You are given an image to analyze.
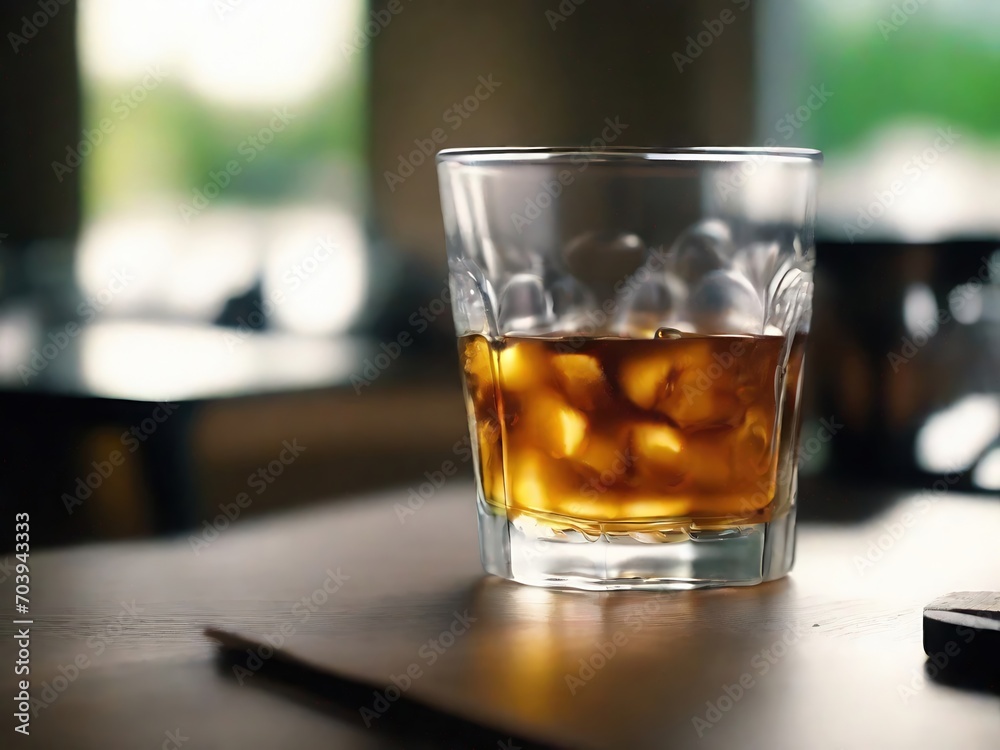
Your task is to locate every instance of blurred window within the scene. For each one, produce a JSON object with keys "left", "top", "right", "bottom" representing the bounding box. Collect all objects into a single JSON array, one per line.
[
  {"left": 76, "top": 0, "right": 368, "bottom": 334},
  {"left": 757, "top": 0, "right": 1000, "bottom": 240}
]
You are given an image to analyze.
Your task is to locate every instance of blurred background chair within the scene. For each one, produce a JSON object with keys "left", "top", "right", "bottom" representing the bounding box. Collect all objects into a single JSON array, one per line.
[{"left": 1, "top": 0, "right": 998, "bottom": 546}]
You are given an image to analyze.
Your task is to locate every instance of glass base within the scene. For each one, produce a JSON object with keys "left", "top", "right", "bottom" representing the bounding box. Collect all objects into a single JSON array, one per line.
[{"left": 477, "top": 499, "right": 796, "bottom": 590}]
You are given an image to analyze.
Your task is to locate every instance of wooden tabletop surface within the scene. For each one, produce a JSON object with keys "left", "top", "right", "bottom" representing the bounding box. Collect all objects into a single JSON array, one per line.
[{"left": 2, "top": 483, "right": 998, "bottom": 749}]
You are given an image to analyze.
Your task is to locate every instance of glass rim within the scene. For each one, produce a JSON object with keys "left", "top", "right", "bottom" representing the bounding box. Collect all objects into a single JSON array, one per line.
[{"left": 437, "top": 146, "right": 823, "bottom": 166}]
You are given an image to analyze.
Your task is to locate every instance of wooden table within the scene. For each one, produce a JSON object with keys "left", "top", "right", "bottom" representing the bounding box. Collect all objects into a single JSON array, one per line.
[{"left": 2, "top": 483, "right": 998, "bottom": 748}]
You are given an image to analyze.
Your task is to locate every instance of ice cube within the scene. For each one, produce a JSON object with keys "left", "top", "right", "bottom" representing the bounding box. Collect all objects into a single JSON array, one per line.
[
  {"left": 657, "top": 368, "right": 744, "bottom": 431},
  {"left": 498, "top": 273, "right": 553, "bottom": 334},
  {"left": 669, "top": 219, "right": 731, "bottom": 284},
  {"left": 555, "top": 408, "right": 588, "bottom": 457},
  {"left": 551, "top": 352, "right": 606, "bottom": 410},
  {"left": 631, "top": 424, "right": 688, "bottom": 487},
  {"left": 618, "top": 352, "right": 671, "bottom": 410},
  {"left": 689, "top": 270, "right": 764, "bottom": 334},
  {"left": 497, "top": 340, "right": 545, "bottom": 391},
  {"left": 633, "top": 423, "right": 683, "bottom": 460},
  {"left": 507, "top": 444, "right": 579, "bottom": 512},
  {"left": 508, "top": 448, "right": 548, "bottom": 508},
  {"left": 521, "top": 389, "right": 588, "bottom": 458},
  {"left": 551, "top": 352, "right": 603, "bottom": 386},
  {"left": 615, "top": 272, "right": 687, "bottom": 337},
  {"left": 572, "top": 432, "right": 631, "bottom": 478}
]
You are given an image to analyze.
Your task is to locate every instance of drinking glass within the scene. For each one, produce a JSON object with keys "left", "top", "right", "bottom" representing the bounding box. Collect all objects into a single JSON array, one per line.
[{"left": 437, "top": 147, "right": 822, "bottom": 589}]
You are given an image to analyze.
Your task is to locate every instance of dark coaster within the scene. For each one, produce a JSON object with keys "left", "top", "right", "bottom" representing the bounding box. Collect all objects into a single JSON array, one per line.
[{"left": 923, "top": 592, "right": 1000, "bottom": 680}]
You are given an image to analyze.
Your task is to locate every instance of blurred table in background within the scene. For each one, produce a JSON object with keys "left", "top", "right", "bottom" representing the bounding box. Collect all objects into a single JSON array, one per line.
[
  {"left": 0, "top": 319, "right": 465, "bottom": 545},
  {"left": 1, "top": 481, "right": 997, "bottom": 749}
]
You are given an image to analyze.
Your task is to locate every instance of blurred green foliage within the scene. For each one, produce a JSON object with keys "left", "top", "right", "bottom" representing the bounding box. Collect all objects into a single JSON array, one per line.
[
  {"left": 800, "top": 10, "right": 1000, "bottom": 153},
  {"left": 82, "top": 75, "right": 365, "bottom": 216}
]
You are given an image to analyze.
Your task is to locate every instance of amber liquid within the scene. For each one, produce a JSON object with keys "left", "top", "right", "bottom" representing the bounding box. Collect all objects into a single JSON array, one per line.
[{"left": 460, "top": 332, "right": 805, "bottom": 533}]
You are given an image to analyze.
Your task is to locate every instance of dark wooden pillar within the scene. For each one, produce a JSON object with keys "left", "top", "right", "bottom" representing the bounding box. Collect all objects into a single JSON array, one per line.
[{"left": 0, "top": 0, "right": 81, "bottom": 295}]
